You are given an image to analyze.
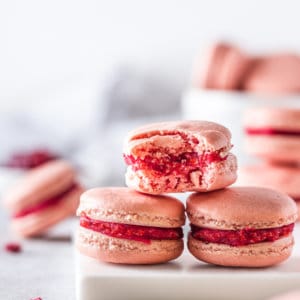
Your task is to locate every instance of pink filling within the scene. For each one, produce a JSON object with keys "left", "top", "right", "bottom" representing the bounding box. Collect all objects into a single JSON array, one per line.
[
  {"left": 124, "top": 151, "right": 225, "bottom": 176},
  {"left": 13, "top": 183, "right": 78, "bottom": 218},
  {"left": 80, "top": 214, "right": 183, "bottom": 244},
  {"left": 246, "top": 128, "right": 300, "bottom": 136},
  {"left": 191, "top": 223, "right": 294, "bottom": 246}
]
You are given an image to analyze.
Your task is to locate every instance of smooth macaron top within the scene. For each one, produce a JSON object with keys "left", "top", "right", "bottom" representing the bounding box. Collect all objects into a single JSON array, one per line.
[
  {"left": 77, "top": 187, "right": 185, "bottom": 228},
  {"left": 244, "top": 107, "right": 300, "bottom": 131},
  {"left": 187, "top": 187, "right": 297, "bottom": 230},
  {"left": 124, "top": 120, "right": 232, "bottom": 155},
  {"left": 3, "top": 160, "right": 76, "bottom": 214}
]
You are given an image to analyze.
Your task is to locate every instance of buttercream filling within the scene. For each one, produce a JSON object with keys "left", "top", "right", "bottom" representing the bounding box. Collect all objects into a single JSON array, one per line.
[
  {"left": 191, "top": 223, "right": 294, "bottom": 246},
  {"left": 124, "top": 151, "right": 226, "bottom": 176},
  {"left": 80, "top": 214, "right": 183, "bottom": 244},
  {"left": 246, "top": 128, "right": 300, "bottom": 136},
  {"left": 13, "top": 183, "right": 78, "bottom": 218}
]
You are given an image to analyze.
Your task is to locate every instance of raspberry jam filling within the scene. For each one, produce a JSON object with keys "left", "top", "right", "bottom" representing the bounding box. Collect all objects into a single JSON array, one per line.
[
  {"left": 4, "top": 149, "right": 58, "bottom": 169},
  {"left": 13, "top": 183, "right": 78, "bottom": 218},
  {"left": 191, "top": 223, "right": 294, "bottom": 247},
  {"left": 124, "top": 151, "right": 225, "bottom": 175},
  {"left": 246, "top": 128, "right": 300, "bottom": 136},
  {"left": 80, "top": 214, "right": 183, "bottom": 244}
]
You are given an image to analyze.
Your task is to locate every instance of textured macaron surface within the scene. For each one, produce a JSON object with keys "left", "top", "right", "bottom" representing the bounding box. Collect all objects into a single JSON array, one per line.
[
  {"left": 77, "top": 187, "right": 185, "bottom": 228},
  {"left": 187, "top": 187, "right": 297, "bottom": 230},
  {"left": 123, "top": 121, "right": 237, "bottom": 193}
]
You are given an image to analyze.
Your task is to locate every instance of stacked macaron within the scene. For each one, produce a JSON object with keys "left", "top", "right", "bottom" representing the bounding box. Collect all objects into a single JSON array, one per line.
[
  {"left": 3, "top": 160, "right": 84, "bottom": 237},
  {"left": 76, "top": 120, "right": 238, "bottom": 264},
  {"left": 194, "top": 42, "right": 300, "bottom": 95},
  {"left": 238, "top": 107, "right": 300, "bottom": 218},
  {"left": 76, "top": 120, "right": 297, "bottom": 267}
]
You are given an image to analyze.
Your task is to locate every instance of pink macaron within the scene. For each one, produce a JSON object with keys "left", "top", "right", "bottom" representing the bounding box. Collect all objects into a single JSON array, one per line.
[
  {"left": 194, "top": 42, "right": 250, "bottom": 90},
  {"left": 3, "top": 160, "right": 84, "bottom": 237},
  {"left": 243, "top": 54, "right": 300, "bottom": 95},
  {"left": 237, "top": 164, "right": 300, "bottom": 218},
  {"left": 244, "top": 107, "right": 300, "bottom": 163},
  {"left": 76, "top": 187, "right": 185, "bottom": 264},
  {"left": 187, "top": 187, "right": 297, "bottom": 267},
  {"left": 123, "top": 120, "right": 237, "bottom": 194}
]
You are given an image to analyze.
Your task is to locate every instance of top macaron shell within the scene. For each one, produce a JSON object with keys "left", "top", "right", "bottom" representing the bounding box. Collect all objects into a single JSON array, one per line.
[
  {"left": 244, "top": 108, "right": 300, "bottom": 131},
  {"left": 194, "top": 43, "right": 250, "bottom": 90},
  {"left": 3, "top": 160, "right": 76, "bottom": 214},
  {"left": 187, "top": 187, "right": 297, "bottom": 230},
  {"left": 124, "top": 120, "right": 232, "bottom": 155},
  {"left": 243, "top": 54, "right": 300, "bottom": 95},
  {"left": 77, "top": 187, "right": 185, "bottom": 227}
]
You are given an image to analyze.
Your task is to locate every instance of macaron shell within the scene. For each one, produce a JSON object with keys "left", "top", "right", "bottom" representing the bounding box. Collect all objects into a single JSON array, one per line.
[
  {"left": 76, "top": 226, "right": 183, "bottom": 264},
  {"left": 188, "top": 234, "right": 293, "bottom": 267},
  {"left": 237, "top": 164, "right": 300, "bottom": 198},
  {"left": 124, "top": 121, "right": 232, "bottom": 155},
  {"left": 187, "top": 187, "right": 297, "bottom": 230},
  {"left": 3, "top": 160, "right": 76, "bottom": 214},
  {"left": 217, "top": 46, "right": 250, "bottom": 90},
  {"left": 77, "top": 187, "right": 185, "bottom": 227},
  {"left": 194, "top": 43, "right": 230, "bottom": 89},
  {"left": 125, "top": 153, "right": 237, "bottom": 194},
  {"left": 11, "top": 185, "right": 84, "bottom": 237},
  {"left": 243, "top": 54, "right": 300, "bottom": 95},
  {"left": 244, "top": 108, "right": 300, "bottom": 131},
  {"left": 245, "top": 135, "right": 300, "bottom": 163}
]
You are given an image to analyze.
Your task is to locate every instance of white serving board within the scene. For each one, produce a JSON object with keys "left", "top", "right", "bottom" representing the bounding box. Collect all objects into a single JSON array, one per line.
[{"left": 76, "top": 225, "right": 300, "bottom": 300}]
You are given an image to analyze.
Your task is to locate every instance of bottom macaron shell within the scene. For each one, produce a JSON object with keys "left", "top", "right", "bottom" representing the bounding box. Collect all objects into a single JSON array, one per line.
[
  {"left": 11, "top": 186, "right": 83, "bottom": 237},
  {"left": 76, "top": 227, "right": 184, "bottom": 264},
  {"left": 188, "top": 234, "right": 294, "bottom": 268},
  {"left": 125, "top": 154, "right": 237, "bottom": 194},
  {"left": 245, "top": 136, "right": 300, "bottom": 163}
]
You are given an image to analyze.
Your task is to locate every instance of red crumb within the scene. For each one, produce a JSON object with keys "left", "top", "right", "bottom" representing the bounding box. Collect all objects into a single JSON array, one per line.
[
  {"left": 5, "top": 242, "right": 22, "bottom": 253},
  {"left": 191, "top": 223, "right": 294, "bottom": 246},
  {"left": 30, "top": 298, "right": 42, "bottom": 300},
  {"left": 13, "top": 183, "right": 78, "bottom": 218},
  {"left": 4, "top": 149, "right": 57, "bottom": 169},
  {"left": 80, "top": 214, "right": 183, "bottom": 244},
  {"left": 246, "top": 128, "right": 300, "bottom": 136},
  {"left": 124, "top": 151, "right": 225, "bottom": 175}
]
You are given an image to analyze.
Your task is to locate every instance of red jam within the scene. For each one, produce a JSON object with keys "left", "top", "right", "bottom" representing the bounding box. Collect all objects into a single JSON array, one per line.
[
  {"left": 80, "top": 214, "right": 183, "bottom": 244},
  {"left": 246, "top": 128, "right": 300, "bottom": 136},
  {"left": 124, "top": 151, "right": 225, "bottom": 175},
  {"left": 5, "top": 242, "right": 22, "bottom": 253},
  {"left": 4, "top": 149, "right": 58, "bottom": 169},
  {"left": 191, "top": 223, "right": 294, "bottom": 246},
  {"left": 13, "top": 183, "right": 78, "bottom": 218}
]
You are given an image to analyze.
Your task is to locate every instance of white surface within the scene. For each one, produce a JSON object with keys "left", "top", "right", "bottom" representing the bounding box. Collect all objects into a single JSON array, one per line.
[
  {"left": 2, "top": 0, "right": 300, "bottom": 104},
  {"left": 182, "top": 88, "right": 300, "bottom": 164},
  {"left": 76, "top": 225, "right": 300, "bottom": 300}
]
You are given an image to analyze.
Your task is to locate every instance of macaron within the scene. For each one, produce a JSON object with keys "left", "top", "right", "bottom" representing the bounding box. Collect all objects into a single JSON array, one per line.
[
  {"left": 123, "top": 120, "right": 237, "bottom": 194},
  {"left": 3, "top": 149, "right": 58, "bottom": 169},
  {"left": 3, "top": 160, "right": 83, "bottom": 237},
  {"left": 237, "top": 164, "right": 300, "bottom": 218},
  {"left": 244, "top": 108, "right": 300, "bottom": 163},
  {"left": 76, "top": 187, "right": 185, "bottom": 264},
  {"left": 242, "top": 54, "right": 300, "bottom": 95},
  {"left": 194, "top": 42, "right": 250, "bottom": 90},
  {"left": 187, "top": 187, "right": 297, "bottom": 267}
]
